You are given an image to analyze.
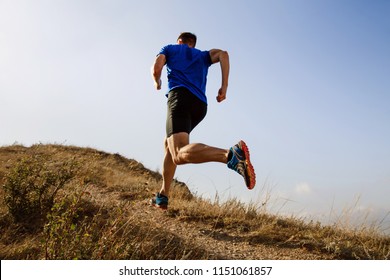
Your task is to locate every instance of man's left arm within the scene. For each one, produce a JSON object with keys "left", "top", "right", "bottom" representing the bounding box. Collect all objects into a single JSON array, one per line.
[{"left": 151, "top": 54, "right": 166, "bottom": 90}]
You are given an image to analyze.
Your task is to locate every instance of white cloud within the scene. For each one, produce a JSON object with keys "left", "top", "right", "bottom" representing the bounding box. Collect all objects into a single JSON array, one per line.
[{"left": 295, "top": 182, "right": 312, "bottom": 195}]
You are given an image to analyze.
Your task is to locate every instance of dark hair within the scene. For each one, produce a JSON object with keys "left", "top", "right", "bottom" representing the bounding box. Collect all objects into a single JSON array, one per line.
[{"left": 177, "top": 32, "right": 197, "bottom": 47}]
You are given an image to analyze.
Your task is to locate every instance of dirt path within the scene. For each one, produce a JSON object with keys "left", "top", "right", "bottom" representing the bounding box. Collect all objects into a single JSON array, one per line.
[{"left": 133, "top": 201, "right": 333, "bottom": 260}]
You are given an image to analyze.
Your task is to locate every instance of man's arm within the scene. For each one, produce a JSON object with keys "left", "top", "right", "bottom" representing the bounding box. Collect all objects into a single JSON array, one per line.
[
  {"left": 151, "top": 54, "right": 166, "bottom": 90},
  {"left": 209, "top": 49, "right": 230, "bottom": 102}
]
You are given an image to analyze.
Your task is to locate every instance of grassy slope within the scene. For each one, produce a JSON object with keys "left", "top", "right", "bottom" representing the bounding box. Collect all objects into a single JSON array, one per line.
[{"left": 0, "top": 144, "right": 389, "bottom": 260}]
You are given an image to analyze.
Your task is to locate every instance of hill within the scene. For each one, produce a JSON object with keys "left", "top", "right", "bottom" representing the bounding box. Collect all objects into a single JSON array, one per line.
[{"left": 0, "top": 144, "right": 389, "bottom": 260}]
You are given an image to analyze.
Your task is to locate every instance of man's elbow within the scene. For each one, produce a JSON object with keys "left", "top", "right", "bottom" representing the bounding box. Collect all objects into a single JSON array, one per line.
[{"left": 221, "top": 50, "right": 229, "bottom": 57}]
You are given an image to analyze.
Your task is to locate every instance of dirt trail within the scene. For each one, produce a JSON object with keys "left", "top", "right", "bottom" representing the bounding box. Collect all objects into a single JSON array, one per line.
[
  {"left": 84, "top": 169, "right": 334, "bottom": 260},
  {"left": 131, "top": 201, "right": 333, "bottom": 260}
]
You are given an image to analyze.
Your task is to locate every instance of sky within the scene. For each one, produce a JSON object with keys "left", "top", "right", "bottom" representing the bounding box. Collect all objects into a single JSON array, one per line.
[{"left": 1, "top": 0, "right": 389, "bottom": 233}]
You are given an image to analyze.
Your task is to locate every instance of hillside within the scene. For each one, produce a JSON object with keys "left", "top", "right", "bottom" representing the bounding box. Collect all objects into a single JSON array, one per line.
[{"left": 0, "top": 144, "right": 389, "bottom": 260}]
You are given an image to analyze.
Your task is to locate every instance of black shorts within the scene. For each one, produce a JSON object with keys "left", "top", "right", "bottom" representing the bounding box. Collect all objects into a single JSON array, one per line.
[{"left": 166, "top": 87, "right": 207, "bottom": 137}]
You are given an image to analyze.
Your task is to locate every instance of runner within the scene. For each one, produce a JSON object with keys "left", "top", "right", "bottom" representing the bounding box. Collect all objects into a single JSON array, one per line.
[{"left": 151, "top": 32, "right": 256, "bottom": 209}]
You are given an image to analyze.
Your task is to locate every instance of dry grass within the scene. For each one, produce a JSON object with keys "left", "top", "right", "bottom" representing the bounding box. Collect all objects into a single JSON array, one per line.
[{"left": 0, "top": 144, "right": 389, "bottom": 260}]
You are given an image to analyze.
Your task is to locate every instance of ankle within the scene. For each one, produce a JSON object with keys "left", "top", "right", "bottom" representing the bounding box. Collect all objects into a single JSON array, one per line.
[
  {"left": 227, "top": 149, "right": 233, "bottom": 162},
  {"left": 159, "top": 190, "right": 169, "bottom": 197}
]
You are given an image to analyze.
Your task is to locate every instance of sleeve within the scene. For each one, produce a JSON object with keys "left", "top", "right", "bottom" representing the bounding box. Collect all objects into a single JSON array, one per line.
[
  {"left": 158, "top": 44, "right": 171, "bottom": 57},
  {"left": 203, "top": 50, "right": 212, "bottom": 67}
]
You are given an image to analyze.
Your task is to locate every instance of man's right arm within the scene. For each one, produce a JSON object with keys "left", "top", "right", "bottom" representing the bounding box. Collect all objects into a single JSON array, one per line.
[
  {"left": 209, "top": 49, "right": 230, "bottom": 102},
  {"left": 151, "top": 54, "right": 166, "bottom": 90}
]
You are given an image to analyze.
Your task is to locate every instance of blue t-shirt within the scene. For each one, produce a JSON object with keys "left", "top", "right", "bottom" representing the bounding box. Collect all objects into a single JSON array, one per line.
[{"left": 158, "top": 44, "right": 212, "bottom": 104}]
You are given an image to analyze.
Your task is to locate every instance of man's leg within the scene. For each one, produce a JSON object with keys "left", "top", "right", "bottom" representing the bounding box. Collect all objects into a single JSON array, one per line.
[
  {"left": 167, "top": 132, "right": 229, "bottom": 165},
  {"left": 159, "top": 138, "right": 176, "bottom": 197},
  {"left": 155, "top": 133, "right": 256, "bottom": 210},
  {"left": 167, "top": 134, "right": 256, "bottom": 189},
  {"left": 159, "top": 132, "right": 229, "bottom": 196}
]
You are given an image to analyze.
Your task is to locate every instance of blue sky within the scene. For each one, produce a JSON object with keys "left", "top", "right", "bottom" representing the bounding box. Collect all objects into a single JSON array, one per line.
[{"left": 1, "top": 0, "right": 389, "bottom": 232}]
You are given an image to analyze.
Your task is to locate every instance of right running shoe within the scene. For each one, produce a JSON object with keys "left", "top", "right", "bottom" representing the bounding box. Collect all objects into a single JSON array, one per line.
[
  {"left": 150, "top": 192, "right": 169, "bottom": 210},
  {"left": 227, "top": 140, "right": 256, "bottom": 189}
]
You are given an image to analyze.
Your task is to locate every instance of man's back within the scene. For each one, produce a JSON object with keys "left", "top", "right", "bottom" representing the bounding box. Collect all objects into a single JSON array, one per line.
[{"left": 159, "top": 44, "right": 212, "bottom": 104}]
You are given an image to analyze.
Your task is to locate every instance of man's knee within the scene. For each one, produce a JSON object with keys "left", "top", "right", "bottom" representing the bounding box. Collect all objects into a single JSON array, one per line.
[
  {"left": 164, "top": 139, "right": 183, "bottom": 165},
  {"left": 171, "top": 153, "right": 187, "bottom": 165},
  {"left": 167, "top": 146, "right": 185, "bottom": 165},
  {"left": 166, "top": 133, "right": 189, "bottom": 165}
]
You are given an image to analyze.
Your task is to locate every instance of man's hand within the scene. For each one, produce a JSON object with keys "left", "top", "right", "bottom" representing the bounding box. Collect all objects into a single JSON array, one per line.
[{"left": 216, "top": 86, "right": 227, "bottom": 102}]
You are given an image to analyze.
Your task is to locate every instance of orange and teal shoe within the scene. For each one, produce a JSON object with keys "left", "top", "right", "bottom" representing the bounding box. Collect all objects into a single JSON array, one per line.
[
  {"left": 150, "top": 192, "right": 169, "bottom": 210},
  {"left": 227, "top": 140, "right": 256, "bottom": 189}
]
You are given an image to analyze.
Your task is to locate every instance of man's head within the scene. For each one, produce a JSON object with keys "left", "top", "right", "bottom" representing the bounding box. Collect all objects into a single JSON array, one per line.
[{"left": 177, "top": 32, "right": 197, "bottom": 48}]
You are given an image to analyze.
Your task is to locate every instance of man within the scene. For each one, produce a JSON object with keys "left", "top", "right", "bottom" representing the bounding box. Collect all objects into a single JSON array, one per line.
[{"left": 151, "top": 32, "right": 255, "bottom": 210}]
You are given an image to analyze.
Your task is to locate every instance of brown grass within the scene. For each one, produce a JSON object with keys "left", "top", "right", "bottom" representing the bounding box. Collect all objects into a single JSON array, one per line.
[{"left": 0, "top": 144, "right": 389, "bottom": 260}]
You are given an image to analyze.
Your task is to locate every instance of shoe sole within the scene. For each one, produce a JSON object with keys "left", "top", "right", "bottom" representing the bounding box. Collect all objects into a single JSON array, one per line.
[
  {"left": 239, "top": 140, "right": 256, "bottom": 190},
  {"left": 153, "top": 204, "right": 168, "bottom": 210}
]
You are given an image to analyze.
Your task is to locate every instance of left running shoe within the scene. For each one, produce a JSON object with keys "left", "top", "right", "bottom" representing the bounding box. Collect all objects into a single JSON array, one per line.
[
  {"left": 150, "top": 192, "right": 169, "bottom": 210},
  {"left": 227, "top": 140, "right": 256, "bottom": 189}
]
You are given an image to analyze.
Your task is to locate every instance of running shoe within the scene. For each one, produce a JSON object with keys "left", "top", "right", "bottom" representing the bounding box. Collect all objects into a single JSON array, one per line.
[
  {"left": 150, "top": 192, "right": 169, "bottom": 210},
  {"left": 227, "top": 140, "right": 256, "bottom": 189}
]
